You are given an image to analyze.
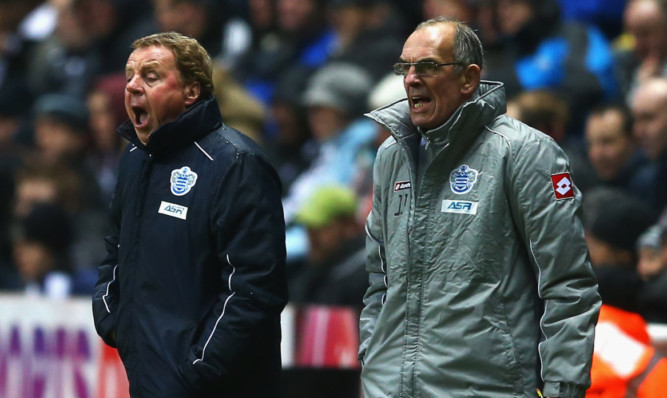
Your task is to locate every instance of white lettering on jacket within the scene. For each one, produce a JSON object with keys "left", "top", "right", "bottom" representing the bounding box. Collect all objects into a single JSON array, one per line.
[
  {"left": 441, "top": 200, "right": 478, "bottom": 215},
  {"left": 158, "top": 201, "right": 188, "bottom": 220}
]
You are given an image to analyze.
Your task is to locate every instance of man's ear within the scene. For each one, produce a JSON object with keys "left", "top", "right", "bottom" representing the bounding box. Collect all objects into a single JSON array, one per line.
[
  {"left": 460, "top": 64, "right": 481, "bottom": 96},
  {"left": 184, "top": 82, "right": 201, "bottom": 106}
]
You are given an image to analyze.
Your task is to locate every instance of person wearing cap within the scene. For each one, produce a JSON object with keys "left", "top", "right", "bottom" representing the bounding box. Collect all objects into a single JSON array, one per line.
[
  {"left": 290, "top": 185, "right": 368, "bottom": 307},
  {"left": 281, "top": 62, "right": 377, "bottom": 264},
  {"left": 282, "top": 62, "right": 377, "bottom": 222},
  {"left": 31, "top": 93, "right": 106, "bottom": 212},
  {"left": 91, "top": 32, "right": 287, "bottom": 397},
  {"left": 32, "top": 93, "right": 91, "bottom": 164},
  {"left": 360, "top": 17, "right": 600, "bottom": 398}
]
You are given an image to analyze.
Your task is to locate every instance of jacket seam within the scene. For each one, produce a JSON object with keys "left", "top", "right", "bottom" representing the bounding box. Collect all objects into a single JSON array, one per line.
[
  {"left": 530, "top": 240, "right": 548, "bottom": 383},
  {"left": 192, "top": 254, "right": 237, "bottom": 365},
  {"left": 102, "top": 264, "right": 119, "bottom": 313}
]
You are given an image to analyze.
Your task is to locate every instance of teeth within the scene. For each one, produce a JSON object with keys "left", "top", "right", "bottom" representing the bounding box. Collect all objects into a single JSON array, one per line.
[{"left": 415, "top": 103, "right": 423, "bottom": 109}]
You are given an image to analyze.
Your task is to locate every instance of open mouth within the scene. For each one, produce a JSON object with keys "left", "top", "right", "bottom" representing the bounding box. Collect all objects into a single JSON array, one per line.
[
  {"left": 411, "top": 96, "right": 431, "bottom": 109},
  {"left": 132, "top": 106, "right": 149, "bottom": 128}
]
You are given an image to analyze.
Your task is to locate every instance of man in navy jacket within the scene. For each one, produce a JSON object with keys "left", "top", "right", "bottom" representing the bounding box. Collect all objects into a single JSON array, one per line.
[{"left": 92, "top": 32, "right": 288, "bottom": 397}]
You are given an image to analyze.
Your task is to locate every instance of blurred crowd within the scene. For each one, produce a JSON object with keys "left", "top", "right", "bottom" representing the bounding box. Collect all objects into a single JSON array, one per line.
[{"left": 0, "top": 0, "right": 666, "bottom": 328}]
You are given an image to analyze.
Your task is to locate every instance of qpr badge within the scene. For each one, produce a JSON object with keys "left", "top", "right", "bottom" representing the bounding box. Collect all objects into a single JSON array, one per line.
[
  {"left": 449, "top": 165, "right": 478, "bottom": 194},
  {"left": 170, "top": 166, "right": 198, "bottom": 196}
]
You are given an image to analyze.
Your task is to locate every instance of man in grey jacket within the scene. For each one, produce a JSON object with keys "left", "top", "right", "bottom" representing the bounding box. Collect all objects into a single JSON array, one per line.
[{"left": 359, "top": 17, "right": 601, "bottom": 398}]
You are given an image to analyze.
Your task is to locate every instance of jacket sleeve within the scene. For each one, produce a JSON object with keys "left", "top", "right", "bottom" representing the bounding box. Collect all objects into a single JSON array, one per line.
[
  {"left": 180, "top": 152, "right": 288, "bottom": 387},
  {"left": 359, "top": 148, "right": 388, "bottom": 363},
  {"left": 91, "top": 180, "right": 122, "bottom": 348},
  {"left": 508, "top": 134, "right": 601, "bottom": 398}
]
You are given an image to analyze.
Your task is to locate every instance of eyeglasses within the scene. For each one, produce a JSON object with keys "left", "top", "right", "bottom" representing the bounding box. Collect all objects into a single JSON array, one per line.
[{"left": 393, "top": 61, "right": 462, "bottom": 76}]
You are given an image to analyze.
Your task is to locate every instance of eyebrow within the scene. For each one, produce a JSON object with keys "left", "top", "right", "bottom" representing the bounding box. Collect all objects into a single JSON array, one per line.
[
  {"left": 397, "top": 57, "right": 439, "bottom": 63},
  {"left": 126, "top": 61, "right": 162, "bottom": 75}
]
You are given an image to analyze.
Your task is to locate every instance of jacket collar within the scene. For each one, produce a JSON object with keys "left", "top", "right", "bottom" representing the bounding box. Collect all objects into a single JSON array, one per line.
[
  {"left": 117, "top": 96, "right": 222, "bottom": 155},
  {"left": 366, "top": 80, "right": 506, "bottom": 147}
]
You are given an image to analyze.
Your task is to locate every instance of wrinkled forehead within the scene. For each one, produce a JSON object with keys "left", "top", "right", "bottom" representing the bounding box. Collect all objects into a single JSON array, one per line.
[
  {"left": 401, "top": 25, "right": 455, "bottom": 61},
  {"left": 126, "top": 45, "right": 175, "bottom": 69}
]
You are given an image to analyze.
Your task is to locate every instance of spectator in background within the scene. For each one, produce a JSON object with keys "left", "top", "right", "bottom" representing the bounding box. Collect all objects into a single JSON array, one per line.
[
  {"left": 507, "top": 89, "right": 597, "bottom": 193},
  {"left": 282, "top": 62, "right": 376, "bottom": 224},
  {"left": 0, "top": 79, "right": 32, "bottom": 172},
  {"left": 232, "top": 0, "right": 279, "bottom": 85},
  {"left": 12, "top": 160, "right": 107, "bottom": 274},
  {"left": 73, "top": 0, "right": 156, "bottom": 76},
  {"left": 26, "top": 0, "right": 100, "bottom": 99},
  {"left": 152, "top": 0, "right": 252, "bottom": 67},
  {"left": 86, "top": 73, "right": 129, "bottom": 204},
  {"left": 283, "top": 63, "right": 376, "bottom": 263},
  {"left": 0, "top": 0, "right": 43, "bottom": 92},
  {"left": 630, "top": 77, "right": 667, "bottom": 213},
  {"left": 31, "top": 93, "right": 104, "bottom": 211},
  {"left": 11, "top": 202, "right": 85, "bottom": 298},
  {"left": 585, "top": 202, "right": 667, "bottom": 398},
  {"left": 485, "top": 0, "right": 617, "bottom": 133},
  {"left": 211, "top": 67, "right": 266, "bottom": 144},
  {"left": 555, "top": 0, "right": 626, "bottom": 39},
  {"left": 423, "top": 0, "right": 476, "bottom": 22},
  {"left": 264, "top": 66, "right": 318, "bottom": 194},
  {"left": 585, "top": 103, "right": 647, "bottom": 193},
  {"left": 422, "top": 0, "right": 498, "bottom": 47},
  {"left": 13, "top": 162, "right": 82, "bottom": 219},
  {"left": 637, "top": 225, "right": 665, "bottom": 281},
  {"left": 235, "top": 0, "right": 335, "bottom": 104},
  {"left": 587, "top": 288, "right": 667, "bottom": 397},
  {"left": 584, "top": 189, "right": 656, "bottom": 313},
  {"left": 244, "top": 0, "right": 279, "bottom": 63},
  {"left": 326, "top": 0, "right": 406, "bottom": 82},
  {"left": 636, "top": 224, "right": 667, "bottom": 323},
  {"left": 617, "top": 0, "right": 667, "bottom": 103},
  {"left": 290, "top": 185, "right": 368, "bottom": 308}
]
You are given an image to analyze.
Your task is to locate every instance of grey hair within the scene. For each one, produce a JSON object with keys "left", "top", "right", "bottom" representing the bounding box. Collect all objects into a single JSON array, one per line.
[{"left": 415, "top": 17, "right": 484, "bottom": 73}]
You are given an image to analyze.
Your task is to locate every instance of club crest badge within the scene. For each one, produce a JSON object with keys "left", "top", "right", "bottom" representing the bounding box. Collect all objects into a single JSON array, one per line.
[
  {"left": 170, "top": 166, "right": 198, "bottom": 196},
  {"left": 449, "top": 165, "right": 478, "bottom": 194}
]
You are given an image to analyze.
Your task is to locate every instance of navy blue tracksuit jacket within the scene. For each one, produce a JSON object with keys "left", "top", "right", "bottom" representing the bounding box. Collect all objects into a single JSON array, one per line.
[{"left": 92, "top": 97, "right": 288, "bottom": 397}]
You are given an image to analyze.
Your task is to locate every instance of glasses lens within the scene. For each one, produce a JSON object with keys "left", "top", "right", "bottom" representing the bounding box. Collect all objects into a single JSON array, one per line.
[
  {"left": 415, "top": 62, "right": 437, "bottom": 75},
  {"left": 393, "top": 63, "right": 408, "bottom": 76}
]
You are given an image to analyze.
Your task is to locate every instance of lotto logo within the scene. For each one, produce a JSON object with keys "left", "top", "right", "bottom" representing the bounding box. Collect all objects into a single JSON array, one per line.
[
  {"left": 551, "top": 173, "right": 574, "bottom": 200},
  {"left": 394, "top": 181, "right": 411, "bottom": 191}
]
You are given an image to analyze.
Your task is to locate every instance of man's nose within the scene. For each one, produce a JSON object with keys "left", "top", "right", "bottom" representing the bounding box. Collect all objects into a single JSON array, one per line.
[
  {"left": 404, "top": 66, "right": 422, "bottom": 84},
  {"left": 125, "top": 76, "right": 141, "bottom": 93}
]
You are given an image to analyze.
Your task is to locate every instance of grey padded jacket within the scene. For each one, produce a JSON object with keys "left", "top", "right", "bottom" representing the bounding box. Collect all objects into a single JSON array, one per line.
[{"left": 359, "top": 81, "right": 600, "bottom": 398}]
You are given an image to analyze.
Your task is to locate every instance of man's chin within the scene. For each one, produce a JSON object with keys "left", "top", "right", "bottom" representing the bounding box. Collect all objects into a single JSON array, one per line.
[
  {"left": 411, "top": 117, "right": 436, "bottom": 131},
  {"left": 136, "top": 129, "right": 151, "bottom": 145}
]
